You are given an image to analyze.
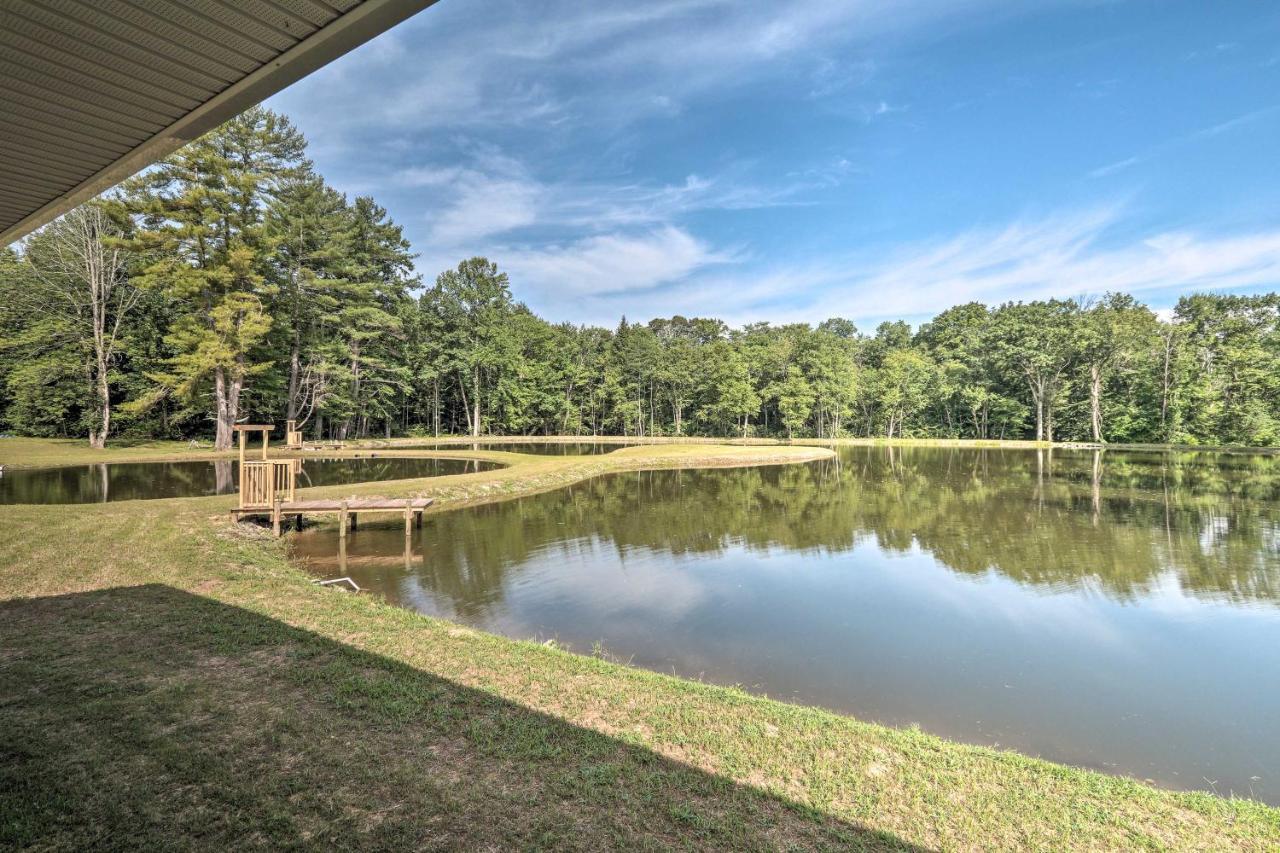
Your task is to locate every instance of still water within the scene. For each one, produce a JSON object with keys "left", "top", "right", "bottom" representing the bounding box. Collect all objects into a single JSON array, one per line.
[
  {"left": 0, "top": 456, "right": 499, "bottom": 504},
  {"left": 291, "top": 446, "right": 1280, "bottom": 802}
]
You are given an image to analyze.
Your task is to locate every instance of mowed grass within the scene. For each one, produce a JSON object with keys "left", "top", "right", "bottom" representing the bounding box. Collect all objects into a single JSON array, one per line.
[{"left": 1, "top": 439, "right": 1277, "bottom": 850}]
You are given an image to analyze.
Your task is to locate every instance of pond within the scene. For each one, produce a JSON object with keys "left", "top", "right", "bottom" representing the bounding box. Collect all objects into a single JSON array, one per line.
[
  {"left": 290, "top": 445, "right": 1280, "bottom": 803},
  {"left": 399, "top": 441, "right": 625, "bottom": 455},
  {"left": 0, "top": 455, "right": 500, "bottom": 504}
]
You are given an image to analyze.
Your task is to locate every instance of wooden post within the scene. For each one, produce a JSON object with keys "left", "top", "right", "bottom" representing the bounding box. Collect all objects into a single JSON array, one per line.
[
  {"left": 415, "top": 510, "right": 423, "bottom": 528},
  {"left": 271, "top": 500, "right": 281, "bottom": 536},
  {"left": 339, "top": 501, "right": 348, "bottom": 538},
  {"left": 261, "top": 427, "right": 269, "bottom": 461},
  {"left": 404, "top": 505, "right": 412, "bottom": 537},
  {"left": 350, "top": 512, "right": 358, "bottom": 531}
]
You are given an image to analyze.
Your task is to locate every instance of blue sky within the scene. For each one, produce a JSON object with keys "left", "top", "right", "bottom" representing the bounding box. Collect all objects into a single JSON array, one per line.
[{"left": 267, "top": 0, "right": 1280, "bottom": 329}]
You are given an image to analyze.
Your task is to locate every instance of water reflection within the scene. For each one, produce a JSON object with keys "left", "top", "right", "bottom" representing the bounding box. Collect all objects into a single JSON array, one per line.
[
  {"left": 293, "top": 446, "right": 1280, "bottom": 802},
  {"left": 0, "top": 455, "right": 499, "bottom": 504}
]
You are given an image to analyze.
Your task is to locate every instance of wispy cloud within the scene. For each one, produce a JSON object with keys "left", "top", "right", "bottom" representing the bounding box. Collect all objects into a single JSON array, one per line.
[
  {"left": 1190, "top": 104, "right": 1280, "bottom": 139},
  {"left": 504, "top": 227, "right": 736, "bottom": 300},
  {"left": 264, "top": 0, "right": 1280, "bottom": 331},
  {"left": 1088, "top": 105, "right": 1280, "bottom": 180},
  {"left": 399, "top": 145, "right": 830, "bottom": 274},
  {"left": 540, "top": 209, "right": 1280, "bottom": 327},
  {"left": 1088, "top": 156, "right": 1140, "bottom": 179},
  {"left": 274, "top": 0, "right": 1073, "bottom": 147}
]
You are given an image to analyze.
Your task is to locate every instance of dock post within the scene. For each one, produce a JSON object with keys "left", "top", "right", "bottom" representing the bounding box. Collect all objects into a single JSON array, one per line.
[
  {"left": 339, "top": 501, "right": 348, "bottom": 538},
  {"left": 271, "top": 500, "right": 281, "bottom": 536},
  {"left": 404, "top": 505, "right": 412, "bottom": 537},
  {"left": 415, "top": 510, "right": 423, "bottom": 528}
]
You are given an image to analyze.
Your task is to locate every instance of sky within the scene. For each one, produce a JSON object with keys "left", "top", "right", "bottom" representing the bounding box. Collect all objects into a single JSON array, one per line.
[{"left": 266, "top": 0, "right": 1280, "bottom": 330}]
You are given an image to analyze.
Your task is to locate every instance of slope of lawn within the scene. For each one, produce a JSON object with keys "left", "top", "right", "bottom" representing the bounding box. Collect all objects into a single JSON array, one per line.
[{"left": 1, "top": 438, "right": 1276, "bottom": 850}]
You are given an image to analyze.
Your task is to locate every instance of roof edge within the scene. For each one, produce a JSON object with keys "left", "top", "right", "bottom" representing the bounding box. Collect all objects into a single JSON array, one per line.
[{"left": 1, "top": 0, "right": 439, "bottom": 247}]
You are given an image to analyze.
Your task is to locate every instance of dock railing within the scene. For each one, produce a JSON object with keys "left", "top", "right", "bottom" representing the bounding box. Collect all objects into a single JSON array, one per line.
[{"left": 239, "top": 459, "right": 296, "bottom": 509}]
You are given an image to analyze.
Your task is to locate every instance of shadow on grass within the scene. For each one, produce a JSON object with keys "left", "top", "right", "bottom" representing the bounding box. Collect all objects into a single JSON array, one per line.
[{"left": 0, "top": 585, "right": 927, "bottom": 851}]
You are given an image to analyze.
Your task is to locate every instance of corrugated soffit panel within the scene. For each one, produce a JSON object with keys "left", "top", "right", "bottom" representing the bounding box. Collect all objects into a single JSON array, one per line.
[{"left": 1, "top": 0, "right": 438, "bottom": 245}]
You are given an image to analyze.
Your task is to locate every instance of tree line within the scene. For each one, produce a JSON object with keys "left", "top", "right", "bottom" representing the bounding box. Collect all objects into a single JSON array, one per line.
[{"left": 2, "top": 107, "right": 1279, "bottom": 449}]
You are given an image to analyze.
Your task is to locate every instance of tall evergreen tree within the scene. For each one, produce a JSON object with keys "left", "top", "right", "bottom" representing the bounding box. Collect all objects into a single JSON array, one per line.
[{"left": 127, "top": 107, "right": 306, "bottom": 449}]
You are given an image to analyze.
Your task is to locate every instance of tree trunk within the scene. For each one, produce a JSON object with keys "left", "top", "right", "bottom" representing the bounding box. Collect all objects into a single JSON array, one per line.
[
  {"left": 433, "top": 379, "right": 441, "bottom": 437},
  {"left": 286, "top": 332, "right": 301, "bottom": 421},
  {"left": 91, "top": 355, "right": 110, "bottom": 450},
  {"left": 1089, "top": 362, "right": 1105, "bottom": 443},
  {"left": 346, "top": 342, "right": 361, "bottom": 440},
  {"left": 472, "top": 366, "right": 481, "bottom": 437},
  {"left": 214, "top": 367, "right": 233, "bottom": 451},
  {"left": 1033, "top": 391, "right": 1044, "bottom": 442},
  {"left": 229, "top": 369, "right": 244, "bottom": 443},
  {"left": 459, "top": 375, "right": 473, "bottom": 435},
  {"left": 1160, "top": 333, "right": 1173, "bottom": 440},
  {"left": 1091, "top": 449, "right": 1102, "bottom": 523}
]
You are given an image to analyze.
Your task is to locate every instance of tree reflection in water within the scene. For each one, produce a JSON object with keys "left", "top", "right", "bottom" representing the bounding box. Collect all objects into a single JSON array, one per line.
[
  {"left": 292, "top": 446, "right": 1280, "bottom": 803},
  {"left": 301, "top": 446, "right": 1280, "bottom": 610}
]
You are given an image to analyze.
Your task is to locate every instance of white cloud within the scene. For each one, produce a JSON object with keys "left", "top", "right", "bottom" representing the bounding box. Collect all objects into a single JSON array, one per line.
[
  {"left": 545, "top": 208, "right": 1280, "bottom": 327},
  {"left": 1190, "top": 104, "right": 1280, "bottom": 139},
  {"left": 504, "top": 226, "right": 734, "bottom": 300},
  {"left": 1088, "top": 156, "right": 1140, "bottom": 179},
  {"left": 429, "top": 178, "right": 541, "bottom": 246},
  {"left": 272, "top": 0, "right": 1075, "bottom": 143},
  {"left": 262, "top": 0, "right": 1280, "bottom": 330},
  {"left": 782, "top": 211, "right": 1280, "bottom": 324},
  {"left": 399, "top": 146, "right": 823, "bottom": 267}
]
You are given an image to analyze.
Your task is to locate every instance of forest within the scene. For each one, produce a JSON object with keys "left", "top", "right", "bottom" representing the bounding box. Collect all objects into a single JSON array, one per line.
[{"left": 2, "top": 107, "right": 1279, "bottom": 450}]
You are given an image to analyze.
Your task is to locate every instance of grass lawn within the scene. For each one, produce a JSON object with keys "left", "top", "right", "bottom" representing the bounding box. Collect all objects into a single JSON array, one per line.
[{"left": 1, "top": 437, "right": 1277, "bottom": 850}]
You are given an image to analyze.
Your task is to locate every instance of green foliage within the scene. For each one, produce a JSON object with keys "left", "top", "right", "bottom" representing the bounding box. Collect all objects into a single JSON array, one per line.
[{"left": 2, "top": 108, "right": 1279, "bottom": 447}]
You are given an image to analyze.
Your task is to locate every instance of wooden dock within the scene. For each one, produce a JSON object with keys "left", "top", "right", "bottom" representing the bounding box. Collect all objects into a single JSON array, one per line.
[
  {"left": 232, "top": 497, "right": 434, "bottom": 536},
  {"left": 228, "top": 420, "right": 432, "bottom": 536}
]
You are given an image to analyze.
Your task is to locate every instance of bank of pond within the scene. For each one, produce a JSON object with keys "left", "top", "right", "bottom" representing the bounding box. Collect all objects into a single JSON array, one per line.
[
  {"left": 292, "top": 445, "right": 1280, "bottom": 804},
  {"left": 400, "top": 441, "right": 624, "bottom": 455},
  {"left": 5, "top": 442, "right": 1278, "bottom": 805},
  {"left": 0, "top": 456, "right": 500, "bottom": 504}
]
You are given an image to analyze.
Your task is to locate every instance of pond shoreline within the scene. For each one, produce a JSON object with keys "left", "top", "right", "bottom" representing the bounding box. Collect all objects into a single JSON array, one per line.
[
  {"left": 5, "top": 433, "right": 1280, "bottom": 471},
  {"left": 1, "top": 437, "right": 1277, "bottom": 848}
]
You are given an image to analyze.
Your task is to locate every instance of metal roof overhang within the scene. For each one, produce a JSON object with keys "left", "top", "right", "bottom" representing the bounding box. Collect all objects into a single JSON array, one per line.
[{"left": 0, "top": 0, "right": 439, "bottom": 246}]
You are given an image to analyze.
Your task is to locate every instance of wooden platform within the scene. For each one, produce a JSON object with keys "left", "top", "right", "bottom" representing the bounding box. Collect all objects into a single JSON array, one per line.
[{"left": 232, "top": 497, "right": 434, "bottom": 536}]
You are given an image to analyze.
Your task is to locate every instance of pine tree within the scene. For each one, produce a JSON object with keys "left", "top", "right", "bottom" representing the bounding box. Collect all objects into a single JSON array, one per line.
[{"left": 127, "top": 107, "right": 307, "bottom": 449}]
